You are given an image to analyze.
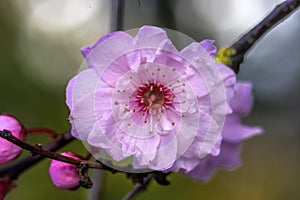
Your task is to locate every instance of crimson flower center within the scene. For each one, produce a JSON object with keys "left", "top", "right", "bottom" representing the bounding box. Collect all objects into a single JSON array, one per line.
[
  {"left": 136, "top": 82, "right": 173, "bottom": 113},
  {"left": 143, "top": 86, "right": 164, "bottom": 108}
]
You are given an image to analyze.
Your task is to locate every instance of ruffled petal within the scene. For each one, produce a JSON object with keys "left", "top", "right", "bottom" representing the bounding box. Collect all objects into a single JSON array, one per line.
[
  {"left": 84, "top": 32, "right": 133, "bottom": 74},
  {"left": 199, "top": 39, "right": 217, "bottom": 57},
  {"left": 167, "top": 156, "right": 199, "bottom": 173},
  {"left": 188, "top": 141, "right": 242, "bottom": 181},
  {"left": 66, "top": 68, "right": 101, "bottom": 109},
  {"left": 230, "top": 82, "right": 254, "bottom": 116},
  {"left": 65, "top": 76, "right": 75, "bottom": 109},
  {"left": 81, "top": 32, "right": 123, "bottom": 57},
  {"left": 133, "top": 25, "right": 170, "bottom": 49},
  {"left": 148, "top": 131, "right": 178, "bottom": 170},
  {"left": 87, "top": 120, "right": 125, "bottom": 162},
  {"left": 222, "top": 114, "right": 263, "bottom": 142},
  {"left": 134, "top": 134, "right": 161, "bottom": 166},
  {"left": 69, "top": 93, "right": 97, "bottom": 140}
]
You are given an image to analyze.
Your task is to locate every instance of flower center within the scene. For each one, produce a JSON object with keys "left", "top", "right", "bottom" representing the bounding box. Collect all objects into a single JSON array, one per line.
[
  {"left": 136, "top": 82, "right": 173, "bottom": 114},
  {"left": 142, "top": 86, "right": 164, "bottom": 108}
]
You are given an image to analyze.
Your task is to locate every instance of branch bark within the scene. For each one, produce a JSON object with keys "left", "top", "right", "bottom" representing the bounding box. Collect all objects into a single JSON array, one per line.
[
  {"left": 218, "top": 0, "right": 300, "bottom": 73},
  {"left": 0, "top": 131, "right": 74, "bottom": 180},
  {"left": 122, "top": 174, "right": 154, "bottom": 200},
  {"left": 0, "top": 130, "right": 103, "bottom": 170}
]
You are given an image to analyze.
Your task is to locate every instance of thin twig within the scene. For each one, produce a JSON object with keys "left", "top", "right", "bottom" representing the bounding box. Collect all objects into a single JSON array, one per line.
[
  {"left": 111, "top": 0, "right": 125, "bottom": 31},
  {"left": 221, "top": 0, "right": 300, "bottom": 73},
  {"left": 0, "top": 130, "right": 103, "bottom": 171},
  {"left": 26, "top": 128, "right": 57, "bottom": 138},
  {"left": 0, "top": 131, "right": 74, "bottom": 180},
  {"left": 122, "top": 174, "right": 155, "bottom": 200}
]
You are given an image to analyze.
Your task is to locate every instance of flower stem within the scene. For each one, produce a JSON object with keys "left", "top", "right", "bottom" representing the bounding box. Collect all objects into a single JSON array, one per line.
[{"left": 26, "top": 128, "right": 57, "bottom": 138}]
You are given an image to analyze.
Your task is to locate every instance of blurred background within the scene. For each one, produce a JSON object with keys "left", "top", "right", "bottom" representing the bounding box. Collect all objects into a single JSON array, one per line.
[{"left": 1, "top": 0, "right": 300, "bottom": 199}]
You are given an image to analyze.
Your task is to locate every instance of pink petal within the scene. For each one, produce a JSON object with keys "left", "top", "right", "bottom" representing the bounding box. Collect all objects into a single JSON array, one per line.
[
  {"left": 84, "top": 32, "right": 133, "bottom": 74},
  {"left": 168, "top": 156, "right": 199, "bottom": 173},
  {"left": 81, "top": 32, "right": 123, "bottom": 57},
  {"left": 199, "top": 39, "right": 217, "bottom": 57},
  {"left": 133, "top": 135, "right": 161, "bottom": 167},
  {"left": 180, "top": 42, "right": 223, "bottom": 98},
  {"left": 66, "top": 68, "right": 101, "bottom": 109},
  {"left": 101, "top": 55, "right": 131, "bottom": 87},
  {"left": 230, "top": 82, "right": 254, "bottom": 116},
  {"left": 87, "top": 119, "right": 125, "bottom": 162},
  {"left": 69, "top": 93, "right": 97, "bottom": 140},
  {"left": 188, "top": 142, "right": 242, "bottom": 181},
  {"left": 65, "top": 76, "right": 75, "bottom": 109},
  {"left": 148, "top": 131, "right": 178, "bottom": 170},
  {"left": 133, "top": 25, "right": 170, "bottom": 49},
  {"left": 222, "top": 114, "right": 263, "bottom": 142}
]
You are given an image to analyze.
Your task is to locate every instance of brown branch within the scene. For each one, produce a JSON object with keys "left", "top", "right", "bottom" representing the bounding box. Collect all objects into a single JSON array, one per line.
[
  {"left": 0, "top": 131, "right": 75, "bottom": 180},
  {"left": 122, "top": 174, "right": 155, "bottom": 200},
  {"left": 122, "top": 172, "right": 170, "bottom": 200},
  {"left": 0, "top": 130, "right": 103, "bottom": 170},
  {"left": 0, "top": 130, "right": 166, "bottom": 178},
  {"left": 227, "top": 0, "right": 300, "bottom": 73}
]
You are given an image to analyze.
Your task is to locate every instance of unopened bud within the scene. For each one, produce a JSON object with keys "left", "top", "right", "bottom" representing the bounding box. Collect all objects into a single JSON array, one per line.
[
  {"left": 0, "top": 114, "right": 26, "bottom": 164},
  {"left": 49, "top": 152, "right": 81, "bottom": 190}
]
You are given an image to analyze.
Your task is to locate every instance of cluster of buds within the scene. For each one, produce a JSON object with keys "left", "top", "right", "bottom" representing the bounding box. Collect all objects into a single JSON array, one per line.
[{"left": 0, "top": 113, "right": 83, "bottom": 193}]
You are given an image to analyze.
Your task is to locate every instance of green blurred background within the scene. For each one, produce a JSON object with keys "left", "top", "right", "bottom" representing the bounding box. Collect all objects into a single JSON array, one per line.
[{"left": 1, "top": 0, "right": 300, "bottom": 199}]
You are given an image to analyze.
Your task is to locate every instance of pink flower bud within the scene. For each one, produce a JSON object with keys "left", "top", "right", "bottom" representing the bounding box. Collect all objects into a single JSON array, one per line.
[
  {"left": 49, "top": 152, "right": 81, "bottom": 190},
  {"left": 0, "top": 114, "right": 26, "bottom": 165}
]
